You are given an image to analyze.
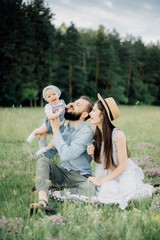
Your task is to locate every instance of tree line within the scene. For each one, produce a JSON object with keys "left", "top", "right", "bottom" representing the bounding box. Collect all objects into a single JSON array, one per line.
[{"left": 0, "top": 0, "right": 160, "bottom": 106}]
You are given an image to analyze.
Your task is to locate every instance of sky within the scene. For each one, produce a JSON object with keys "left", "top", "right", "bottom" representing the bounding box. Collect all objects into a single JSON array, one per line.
[{"left": 45, "top": 0, "right": 160, "bottom": 44}]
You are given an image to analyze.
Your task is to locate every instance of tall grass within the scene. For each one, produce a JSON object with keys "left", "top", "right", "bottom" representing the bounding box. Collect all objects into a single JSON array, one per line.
[{"left": 0, "top": 106, "right": 160, "bottom": 240}]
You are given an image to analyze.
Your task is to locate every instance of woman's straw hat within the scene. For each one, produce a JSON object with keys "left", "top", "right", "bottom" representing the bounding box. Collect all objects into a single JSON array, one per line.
[{"left": 97, "top": 93, "right": 120, "bottom": 122}]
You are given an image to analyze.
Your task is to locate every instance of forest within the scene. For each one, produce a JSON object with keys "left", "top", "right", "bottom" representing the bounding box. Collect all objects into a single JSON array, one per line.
[{"left": 0, "top": 0, "right": 160, "bottom": 106}]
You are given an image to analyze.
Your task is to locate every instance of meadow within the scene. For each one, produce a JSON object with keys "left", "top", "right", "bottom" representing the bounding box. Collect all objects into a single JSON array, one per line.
[{"left": 0, "top": 106, "right": 160, "bottom": 240}]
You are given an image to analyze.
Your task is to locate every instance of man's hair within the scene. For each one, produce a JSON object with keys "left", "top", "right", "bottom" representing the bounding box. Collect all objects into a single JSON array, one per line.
[{"left": 80, "top": 96, "right": 94, "bottom": 120}]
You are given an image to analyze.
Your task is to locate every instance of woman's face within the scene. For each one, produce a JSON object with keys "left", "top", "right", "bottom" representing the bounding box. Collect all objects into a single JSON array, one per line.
[{"left": 89, "top": 103, "right": 103, "bottom": 126}]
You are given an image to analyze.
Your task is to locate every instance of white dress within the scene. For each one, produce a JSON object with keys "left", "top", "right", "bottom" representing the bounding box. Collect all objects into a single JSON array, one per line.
[{"left": 94, "top": 128, "right": 154, "bottom": 209}]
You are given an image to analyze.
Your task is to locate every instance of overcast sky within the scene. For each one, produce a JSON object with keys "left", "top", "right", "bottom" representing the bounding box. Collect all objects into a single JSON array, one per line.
[{"left": 45, "top": 0, "right": 160, "bottom": 44}]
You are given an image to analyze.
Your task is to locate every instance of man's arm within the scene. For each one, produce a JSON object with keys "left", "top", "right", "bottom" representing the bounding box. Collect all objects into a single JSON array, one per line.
[{"left": 53, "top": 128, "right": 94, "bottom": 161}]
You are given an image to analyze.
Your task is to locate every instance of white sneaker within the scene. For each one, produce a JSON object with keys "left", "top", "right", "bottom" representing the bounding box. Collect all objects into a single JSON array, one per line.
[
  {"left": 27, "top": 133, "right": 36, "bottom": 143},
  {"left": 36, "top": 147, "right": 47, "bottom": 156}
]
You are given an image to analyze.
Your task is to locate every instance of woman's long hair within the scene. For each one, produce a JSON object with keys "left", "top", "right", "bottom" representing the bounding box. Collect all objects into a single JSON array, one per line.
[
  {"left": 94, "top": 100, "right": 115, "bottom": 169},
  {"left": 94, "top": 100, "right": 131, "bottom": 169}
]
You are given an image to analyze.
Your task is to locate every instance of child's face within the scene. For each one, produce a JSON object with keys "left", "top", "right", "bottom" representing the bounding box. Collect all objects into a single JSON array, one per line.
[{"left": 45, "top": 88, "right": 59, "bottom": 104}]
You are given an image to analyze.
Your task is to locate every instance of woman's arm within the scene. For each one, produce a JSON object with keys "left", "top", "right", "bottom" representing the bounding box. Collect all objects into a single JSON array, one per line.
[{"left": 88, "top": 130, "right": 127, "bottom": 186}]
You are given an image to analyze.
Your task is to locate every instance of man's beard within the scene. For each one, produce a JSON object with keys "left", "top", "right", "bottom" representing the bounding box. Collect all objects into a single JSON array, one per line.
[{"left": 64, "top": 111, "right": 82, "bottom": 121}]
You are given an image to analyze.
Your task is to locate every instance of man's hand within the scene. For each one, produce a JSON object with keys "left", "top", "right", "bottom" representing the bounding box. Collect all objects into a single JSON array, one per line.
[{"left": 50, "top": 118, "right": 63, "bottom": 134}]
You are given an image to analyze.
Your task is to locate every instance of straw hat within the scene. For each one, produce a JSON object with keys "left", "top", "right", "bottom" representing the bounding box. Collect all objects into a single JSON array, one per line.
[
  {"left": 43, "top": 85, "right": 61, "bottom": 101},
  {"left": 97, "top": 93, "right": 120, "bottom": 122}
]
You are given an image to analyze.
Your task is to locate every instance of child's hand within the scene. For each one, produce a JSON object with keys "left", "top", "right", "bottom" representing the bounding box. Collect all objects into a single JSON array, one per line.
[
  {"left": 48, "top": 107, "right": 64, "bottom": 120},
  {"left": 87, "top": 144, "right": 95, "bottom": 156},
  {"left": 65, "top": 103, "right": 74, "bottom": 112},
  {"left": 56, "top": 107, "right": 64, "bottom": 115}
]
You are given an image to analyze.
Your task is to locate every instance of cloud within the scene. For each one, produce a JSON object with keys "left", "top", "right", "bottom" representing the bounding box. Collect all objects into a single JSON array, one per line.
[
  {"left": 104, "top": 0, "right": 113, "bottom": 8},
  {"left": 143, "top": 3, "right": 153, "bottom": 10},
  {"left": 48, "top": 0, "right": 160, "bottom": 43}
]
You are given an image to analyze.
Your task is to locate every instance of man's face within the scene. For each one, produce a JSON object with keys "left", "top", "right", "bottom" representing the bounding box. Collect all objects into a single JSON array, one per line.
[{"left": 65, "top": 99, "right": 88, "bottom": 121}]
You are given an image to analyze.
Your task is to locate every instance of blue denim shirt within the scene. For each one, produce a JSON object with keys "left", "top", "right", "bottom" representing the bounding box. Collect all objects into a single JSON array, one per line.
[{"left": 39, "top": 122, "right": 94, "bottom": 175}]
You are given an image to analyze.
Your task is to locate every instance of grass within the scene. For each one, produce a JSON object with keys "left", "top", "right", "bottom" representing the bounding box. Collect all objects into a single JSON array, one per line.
[{"left": 0, "top": 106, "right": 160, "bottom": 240}]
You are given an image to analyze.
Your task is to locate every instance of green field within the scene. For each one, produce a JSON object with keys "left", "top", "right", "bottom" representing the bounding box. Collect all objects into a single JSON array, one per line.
[{"left": 0, "top": 106, "right": 160, "bottom": 240}]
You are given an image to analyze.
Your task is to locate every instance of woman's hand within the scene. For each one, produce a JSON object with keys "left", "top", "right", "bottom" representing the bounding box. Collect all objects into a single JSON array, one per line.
[
  {"left": 87, "top": 144, "right": 95, "bottom": 156},
  {"left": 88, "top": 176, "right": 104, "bottom": 186}
]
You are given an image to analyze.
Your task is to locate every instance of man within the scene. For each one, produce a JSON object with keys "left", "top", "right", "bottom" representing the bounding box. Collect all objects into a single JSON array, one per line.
[{"left": 30, "top": 96, "right": 94, "bottom": 214}]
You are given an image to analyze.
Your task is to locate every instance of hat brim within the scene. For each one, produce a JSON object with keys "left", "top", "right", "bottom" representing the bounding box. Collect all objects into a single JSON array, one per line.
[{"left": 97, "top": 93, "right": 112, "bottom": 122}]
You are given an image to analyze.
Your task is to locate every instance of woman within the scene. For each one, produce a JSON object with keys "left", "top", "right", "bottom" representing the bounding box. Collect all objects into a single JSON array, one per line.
[{"left": 87, "top": 93, "right": 154, "bottom": 209}]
